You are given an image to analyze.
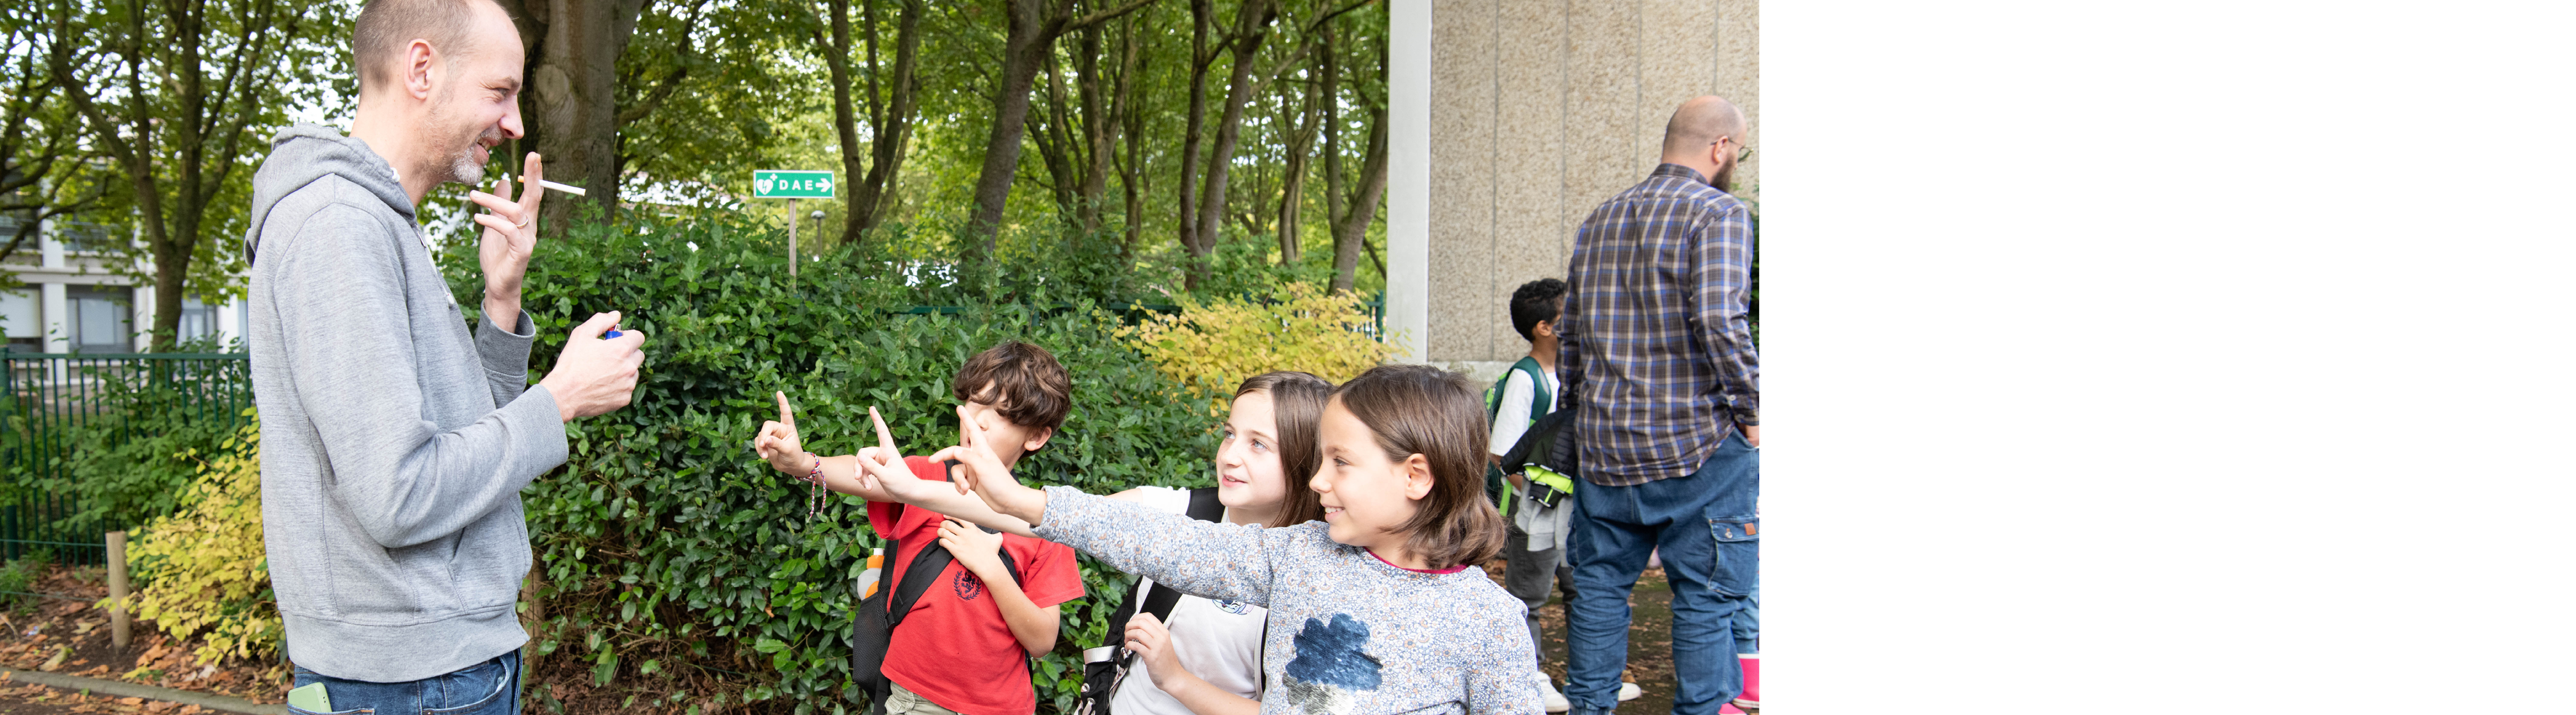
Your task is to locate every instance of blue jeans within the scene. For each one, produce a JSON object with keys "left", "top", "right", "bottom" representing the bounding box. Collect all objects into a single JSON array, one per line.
[
  {"left": 289, "top": 650, "right": 522, "bottom": 715},
  {"left": 1565, "top": 431, "right": 1757, "bottom": 714}
]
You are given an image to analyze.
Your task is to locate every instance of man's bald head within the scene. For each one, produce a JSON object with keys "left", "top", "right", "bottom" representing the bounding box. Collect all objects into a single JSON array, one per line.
[
  {"left": 352, "top": 0, "right": 501, "bottom": 96},
  {"left": 1660, "top": 95, "right": 1746, "bottom": 159}
]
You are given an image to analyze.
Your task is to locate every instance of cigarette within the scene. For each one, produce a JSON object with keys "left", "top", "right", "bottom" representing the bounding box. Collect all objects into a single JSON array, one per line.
[{"left": 519, "top": 177, "right": 587, "bottom": 196}]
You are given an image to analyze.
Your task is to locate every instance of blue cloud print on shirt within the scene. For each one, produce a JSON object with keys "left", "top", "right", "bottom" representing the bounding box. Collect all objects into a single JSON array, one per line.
[{"left": 1285, "top": 613, "right": 1382, "bottom": 690}]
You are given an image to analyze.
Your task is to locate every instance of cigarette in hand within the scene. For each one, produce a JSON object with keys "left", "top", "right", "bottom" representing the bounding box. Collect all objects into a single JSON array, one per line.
[{"left": 518, "top": 176, "right": 587, "bottom": 196}]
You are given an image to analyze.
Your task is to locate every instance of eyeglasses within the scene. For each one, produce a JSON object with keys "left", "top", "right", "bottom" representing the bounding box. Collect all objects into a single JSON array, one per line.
[{"left": 1712, "top": 136, "right": 1754, "bottom": 161}]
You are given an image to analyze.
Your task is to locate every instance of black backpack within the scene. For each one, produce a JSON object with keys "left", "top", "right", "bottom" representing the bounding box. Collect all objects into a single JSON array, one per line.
[
  {"left": 1496, "top": 407, "right": 1581, "bottom": 487},
  {"left": 1072, "top": 487, "right": 1226, "bottom": 715},
  {"left": 851, "top": 496, "right": 1026, "bottom": 714}
]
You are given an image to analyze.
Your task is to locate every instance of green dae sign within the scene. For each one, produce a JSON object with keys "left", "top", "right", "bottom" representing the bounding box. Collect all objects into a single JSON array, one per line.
[{"left": 752, "top": 170, "right": 834, "bottom": 199}]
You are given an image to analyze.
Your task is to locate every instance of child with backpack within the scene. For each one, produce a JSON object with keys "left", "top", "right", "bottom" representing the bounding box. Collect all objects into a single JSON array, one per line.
[
  {"left": 1097, "top": 372, "right": 1334, "bottom": 715},
  {"left": 859, "top": 364, "right": 1544, "bottom": 715},
  {"left": 751, "top": 342, "right": 1087, "bottom": 715},
  {"left": 1483, "top": 278, "right": 1626, "bottom": 712}
]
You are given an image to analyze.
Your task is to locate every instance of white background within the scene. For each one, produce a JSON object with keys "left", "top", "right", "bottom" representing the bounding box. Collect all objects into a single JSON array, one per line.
[{"left": 1764, "top": 1, "right": 2574, "bottom": 711}]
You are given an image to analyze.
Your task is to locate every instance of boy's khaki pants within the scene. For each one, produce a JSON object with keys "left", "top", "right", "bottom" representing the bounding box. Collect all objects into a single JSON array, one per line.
[{"left": 885, "top": 682, "right": 965, "bottom": 715}]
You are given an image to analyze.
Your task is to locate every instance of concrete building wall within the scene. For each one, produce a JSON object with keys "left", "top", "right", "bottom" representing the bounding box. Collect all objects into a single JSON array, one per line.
[{"left": 1420, "top": 0, "right": 1754, "bottom": 379}]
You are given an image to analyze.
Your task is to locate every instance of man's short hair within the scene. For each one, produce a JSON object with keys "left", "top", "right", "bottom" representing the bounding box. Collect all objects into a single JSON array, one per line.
[
  {"left": 352, "top": 0, "right": 486, "bottom": 95},
  {"left": 1509, "top": 278, "right": 1568, "bottom": 342},
  {"left": 953, "top": 341, "right": 1074, "bottom": 434}
]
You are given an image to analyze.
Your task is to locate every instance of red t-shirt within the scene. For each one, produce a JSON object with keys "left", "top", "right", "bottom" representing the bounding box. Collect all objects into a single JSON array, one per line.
[{"left": 868, "top": 456, "right": 1085, "bottom": 715}]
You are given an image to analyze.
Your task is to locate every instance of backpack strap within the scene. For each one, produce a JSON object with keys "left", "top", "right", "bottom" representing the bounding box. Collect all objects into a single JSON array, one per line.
[
  {"left": 887, "top": 465, "right": 1027, "bottom": 628},
  {"left": 1510, "top": 356, "right": 1552, "bottom": 424},
  {"left": 1134, "top": 487, "right": 1226, "bottom": 623},
  {"left": 1183, "top": 486, "right": 1225, "bottom": 523},
  {"left": 1109, "top": 487, "right": 1232, "bottom": 666}
]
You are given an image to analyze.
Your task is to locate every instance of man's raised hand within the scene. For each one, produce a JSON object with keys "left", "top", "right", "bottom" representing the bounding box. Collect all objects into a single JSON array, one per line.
[
  {"left": 927, "top": 404, "right": 1049, "bottom": 525},
  {"left": 471, "top": 153, "right": 545, "bottom": 329}
]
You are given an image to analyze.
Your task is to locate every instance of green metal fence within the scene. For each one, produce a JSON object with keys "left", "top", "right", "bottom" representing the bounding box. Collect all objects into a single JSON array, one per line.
[{"left": 0, "top": 353, "right": 252, "bottom": 566}]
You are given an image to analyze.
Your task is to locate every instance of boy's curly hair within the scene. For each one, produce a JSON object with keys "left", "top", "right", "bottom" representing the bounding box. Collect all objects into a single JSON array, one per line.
[
  {"left": 953, "top": 341, "right": 1073, "bottom": 433},
  {"left": 1510, "top": 278, "right": 1568, "bottom": 342}
]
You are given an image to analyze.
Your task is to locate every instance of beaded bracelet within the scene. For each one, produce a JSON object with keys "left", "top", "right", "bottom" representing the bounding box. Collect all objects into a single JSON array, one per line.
[{"left": 802, "top": 452, "right": 827, "bottom": 523}]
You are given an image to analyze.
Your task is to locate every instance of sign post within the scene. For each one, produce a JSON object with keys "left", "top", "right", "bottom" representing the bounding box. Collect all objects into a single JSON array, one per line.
[{"left": 752, "top": 170, "right": 835, "bottom": 276}]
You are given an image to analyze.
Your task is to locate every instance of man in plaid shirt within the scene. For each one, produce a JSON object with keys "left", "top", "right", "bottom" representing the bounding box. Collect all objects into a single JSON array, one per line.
[{"left": 1557, "top": 95, "right": 1760, "bottom": 715}]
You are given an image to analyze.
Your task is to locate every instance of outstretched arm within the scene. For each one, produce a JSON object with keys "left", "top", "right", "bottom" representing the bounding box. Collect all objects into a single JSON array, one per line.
[
  {"left": 903, "top": 409, "right": 1286, "bottom": 605},
  {"left": 751, "top": 397, "right": 1041, "bottom": 536}
]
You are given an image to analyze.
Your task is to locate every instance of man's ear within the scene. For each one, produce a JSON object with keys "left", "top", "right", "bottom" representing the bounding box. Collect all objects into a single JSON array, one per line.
[
  {"left": 404, "top": 39, "right": 439, "bottom": 100},
  {"left": 1401, "top": 454, "right": 1435, "bottom": 501},
  {"left": 1021, "top": 426, "right": 1055, "bottom": 454}
]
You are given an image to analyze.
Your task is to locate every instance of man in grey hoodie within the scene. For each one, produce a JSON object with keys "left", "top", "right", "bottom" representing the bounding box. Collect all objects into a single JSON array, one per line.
[{"left": 245, "top": 0, "right": 645, "bottom": 710}]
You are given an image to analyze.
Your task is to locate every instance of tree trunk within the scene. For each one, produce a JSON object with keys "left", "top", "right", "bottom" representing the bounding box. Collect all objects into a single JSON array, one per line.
[
  {"left": 1187, "top": 0, "right": 1274, "bottom": 284},
  {"left": 1115, "top": 17, "right": 1146, "bottom": 250},
  {"left": 505, "top": 0, "right": 653, "bottom": 224},
  {"left": 1322, "top": 13, "right": 1343, "bottom": 234},
  {"left": 1276, "top": 76, "right": 1319, "bottom": 266},
  {"left": 823, "top": 0, "right": 866, "bottom": 244},
  {"left": 965, "top": 0, "right": 1161, "bottom": 253},
  {"left": 1034, "top": 52, "right": 1081, "bottom": 216},
  {"left": 1332, "top": 100, "right": 1387, "bottom": 293},
  {"left": 963, "top": 0, "right": 1056, "bottom": 253},
  {"left": 1074, "top": 24, "right": 1112, "bottom": 231},
  {"left": 852, "top": 0, "right": 923, "bottom": 236},
  {"left": 1173, "top": 0, "right": 1213, "bottom": 287}
]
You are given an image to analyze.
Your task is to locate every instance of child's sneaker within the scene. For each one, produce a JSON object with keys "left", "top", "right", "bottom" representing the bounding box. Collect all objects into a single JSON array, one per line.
[
  {"left": 1617, "top": 682, "right": 1642, "bottom": 702},
  {"left": 1541, "top": 679, "right": 1570, "bottom": 713}
]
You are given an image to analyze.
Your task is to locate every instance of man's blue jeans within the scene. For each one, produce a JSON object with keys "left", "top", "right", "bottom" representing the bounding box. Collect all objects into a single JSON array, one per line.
[
  {"left": 1565, "top": 431, "right": 1757, "bottom": 713},
  {"left": 289, "top": 650, "right": 522, "bottom": 714}
]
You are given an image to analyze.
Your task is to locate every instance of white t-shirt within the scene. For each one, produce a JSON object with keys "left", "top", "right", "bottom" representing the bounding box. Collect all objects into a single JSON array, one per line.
[
  {"left": 1108, "top": 487, "right": 1270, "bottom": 715},
  {"left": 1489, "top": 364, "right": 1561, "bottom": 457}
]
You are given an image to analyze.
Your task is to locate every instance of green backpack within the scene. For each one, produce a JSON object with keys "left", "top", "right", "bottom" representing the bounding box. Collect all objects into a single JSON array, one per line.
[{"left": 1484, "top": 356, "right": 1554, "bottom": 516}]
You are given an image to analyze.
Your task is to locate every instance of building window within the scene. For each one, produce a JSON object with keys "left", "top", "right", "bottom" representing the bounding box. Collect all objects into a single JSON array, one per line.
[
  {"left": 179, "top": 297, "right": 215, "bottom": 345},
  {"left": 67, "top": 287, "right": 130, "bottom": 353}
]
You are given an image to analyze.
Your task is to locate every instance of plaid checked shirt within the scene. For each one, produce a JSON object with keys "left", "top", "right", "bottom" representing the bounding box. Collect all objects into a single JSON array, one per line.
[{"left": 1557, "top": 163, "right": 1757, "bottom": 486}]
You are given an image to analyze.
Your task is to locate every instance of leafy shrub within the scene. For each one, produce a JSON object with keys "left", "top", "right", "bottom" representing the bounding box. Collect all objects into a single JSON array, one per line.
[
  {"left": 0, "top": 346, "right": 254, "bottom": 538},
  {"left": 444, "top": 211, "right": 1221, "bottom": 713},
  {"left": 122, "top": 416, "right": 280, "bottom": 664},
  {"left": 0, "top": 549, "right": 52, "bottom": 615},
  {"left": 1119, "top": 280, "right": 1391, "bottom": 409}
]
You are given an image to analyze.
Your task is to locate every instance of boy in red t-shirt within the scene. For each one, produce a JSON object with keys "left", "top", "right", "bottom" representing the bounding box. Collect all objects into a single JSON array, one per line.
[{"left": 754, "top": 342, "right": 1086, "bottom": 715}]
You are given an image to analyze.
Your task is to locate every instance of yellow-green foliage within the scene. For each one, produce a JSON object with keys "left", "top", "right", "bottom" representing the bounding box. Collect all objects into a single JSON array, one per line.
[
  {"left": 1119, "top": 282, "right": 1391, "bottom": 409},
  {"left": 119, "top": 416, "right": 279, "bottom": 665}
]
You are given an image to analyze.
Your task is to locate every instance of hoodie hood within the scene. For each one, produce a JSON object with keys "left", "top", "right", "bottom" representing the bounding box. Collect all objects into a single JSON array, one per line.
[{"left": 245, "top": 123, "right": 415, "bottom": 261}]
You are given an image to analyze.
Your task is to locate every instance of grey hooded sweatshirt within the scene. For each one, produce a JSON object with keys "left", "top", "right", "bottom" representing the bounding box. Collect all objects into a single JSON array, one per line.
[{"left": 246, "top": 123, "right": 566, "bottom": 683}]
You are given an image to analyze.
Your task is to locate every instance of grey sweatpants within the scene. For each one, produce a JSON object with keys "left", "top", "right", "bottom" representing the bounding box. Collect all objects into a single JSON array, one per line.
[{"left": 1504, "top": 525, "right": 1577, "bottom": 667}]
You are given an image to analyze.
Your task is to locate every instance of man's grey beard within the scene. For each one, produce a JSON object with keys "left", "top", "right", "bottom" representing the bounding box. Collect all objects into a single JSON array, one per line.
[
  {"left": 439, "top": 126, "right": 503, "bottom": 185},
  {"left": 421, "top": 97, "right": 501, "bottom": 185}
]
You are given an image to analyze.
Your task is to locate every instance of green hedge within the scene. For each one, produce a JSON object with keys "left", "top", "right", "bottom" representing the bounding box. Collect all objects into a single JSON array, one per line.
[{"left": 446, "top": 212, "right": 1220, "bottom": 713}]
